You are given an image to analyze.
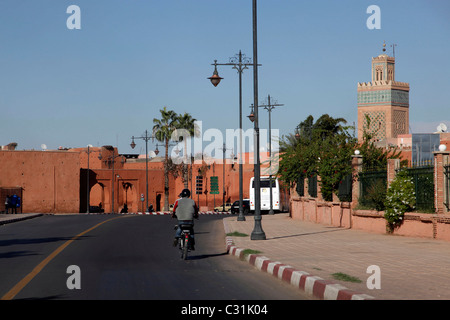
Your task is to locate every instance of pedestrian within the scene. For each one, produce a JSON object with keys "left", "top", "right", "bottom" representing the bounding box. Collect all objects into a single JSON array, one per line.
[
  {"left": 5, "top": 195, "right": 10, "bottom": 214},
  {"left": 16, "top": 196, "right": 21, "bottom": 214},
  {"left": 10, "top": 194, "right": 18, "bottom": 214}
]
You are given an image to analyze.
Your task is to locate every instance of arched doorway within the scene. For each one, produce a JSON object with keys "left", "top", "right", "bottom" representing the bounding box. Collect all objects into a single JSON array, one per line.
[
  {"left": 120, "top": 182, "right": 136, "bottom": 213},
  {"left": 90, "top": 182, "right": 105, "bottom": 213},
  {"left": 156, "top": 194, "right": 161, "bottom": 211}
]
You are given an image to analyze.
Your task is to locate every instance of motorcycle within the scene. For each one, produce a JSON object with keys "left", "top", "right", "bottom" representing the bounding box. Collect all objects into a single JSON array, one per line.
[{"left": 175, "top": 224, "right": 194, "bottom": 260}]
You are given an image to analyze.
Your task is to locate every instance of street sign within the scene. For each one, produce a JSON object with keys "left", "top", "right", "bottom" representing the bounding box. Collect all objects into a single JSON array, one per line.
[{"left": 210, "top": 176, "right": 219, "bottom": 195}]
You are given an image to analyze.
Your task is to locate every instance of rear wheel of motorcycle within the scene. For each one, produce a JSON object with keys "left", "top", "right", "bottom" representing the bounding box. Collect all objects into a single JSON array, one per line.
[{"left": 182, "top": 237, "right": 189, "bottom": 260}]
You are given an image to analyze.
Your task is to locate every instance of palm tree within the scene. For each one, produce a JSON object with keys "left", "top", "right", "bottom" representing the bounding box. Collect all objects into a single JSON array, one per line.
[
  {"left": 313, "top": 114, "right": 348, "bottom": 141},
  {"left": 174, "top": 113, "right": 200, "bottom": 189},
  {"left": 153, "top": 107, "right": 178, "bottom": 211},
  {"left": 279, "top": 132, "right": 300, "bottom": 152}
]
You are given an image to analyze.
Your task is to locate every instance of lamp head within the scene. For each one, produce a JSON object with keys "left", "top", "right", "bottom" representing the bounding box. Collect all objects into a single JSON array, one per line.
[
  {"left": 208, "top": 61, "right": 223, "bottom": 87},
  {"left": 248, "top": 104, "right": 255, "bottom": 122}
]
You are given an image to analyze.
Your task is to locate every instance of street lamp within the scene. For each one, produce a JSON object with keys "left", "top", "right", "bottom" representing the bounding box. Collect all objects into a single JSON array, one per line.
[
  {"left": 130, "top": 130, "right": 155, "bottom": 212},
  {"left": 248, "top": 104, "right": 256, "bottom": 122},
  {"left": 219, "top": 143, "right": 234, "bottom": 212},
  {"left": 250, "top": 0, "right": 265, "bottom": 240},
  {"left": 208, "top": 61, "right": 223, "bottom": 87},
  {"left": 208, "top": 51, "right": 256, "bottom": 222},
  {"left": 295, "top": 125, "right": 301, "bottom": 139},
  {"left": 208, "top": 0, "right": 264, "bottom": 239},
  {"left": 258, "top": 95, "right": 284, "bottom": 215}
]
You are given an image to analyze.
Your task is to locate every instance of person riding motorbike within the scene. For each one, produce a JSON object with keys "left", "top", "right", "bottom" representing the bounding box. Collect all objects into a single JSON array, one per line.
[{"left": 172, "top": 189, "right": 199, "bottom": 250}]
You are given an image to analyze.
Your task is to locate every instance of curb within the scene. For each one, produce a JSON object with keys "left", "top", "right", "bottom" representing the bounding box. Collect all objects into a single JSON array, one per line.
[
  {"left": 0, "top": 211, "right": 233, "bottom": 219},
  {"left": 89, "top": 211, "right": 234, "bottom": 216},
  {"left": 224, "top": 230, "right": 375, "bottom": 300},
  {"left": 0, "top": 213, "right": 43, "bottom": 225}
]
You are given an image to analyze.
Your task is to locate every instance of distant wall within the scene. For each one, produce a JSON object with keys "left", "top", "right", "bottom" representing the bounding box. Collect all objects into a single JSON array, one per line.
[
  {"left": 0, "top": 151, "right": 80, "bottom": 213},
  {"left": 351, "top": 210, "right": 450, "bottom": 241},
  {"left": 290, "top": 197, "right": 352, "bottom": 228}
]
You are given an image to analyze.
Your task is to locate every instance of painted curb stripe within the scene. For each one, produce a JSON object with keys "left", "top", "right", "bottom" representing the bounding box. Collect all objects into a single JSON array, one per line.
[
  {"left": 127, "top": 211, "right": 234, "bottom": 215},
  {"left": 224, "top": 230, "right": 375, "bottom": 300}
]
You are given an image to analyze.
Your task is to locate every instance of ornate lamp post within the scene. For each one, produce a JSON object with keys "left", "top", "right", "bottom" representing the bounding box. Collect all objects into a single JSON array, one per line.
[
  {"left": 208, "top": 0, "right": 265, "bottom": 239},
  {"left": 250, "top": 0, "right": 265, "bottom": 240},
  {"left": 208, "top": 51, "right": 256, "bottom": 221},
  {"left": 218, "top": 143, "right": 234, "bottom": 212}
]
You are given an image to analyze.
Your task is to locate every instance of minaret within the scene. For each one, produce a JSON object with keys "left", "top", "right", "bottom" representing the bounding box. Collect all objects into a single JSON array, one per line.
[{"left": 357, "top": 42, "right": 410, "bottom": 142}]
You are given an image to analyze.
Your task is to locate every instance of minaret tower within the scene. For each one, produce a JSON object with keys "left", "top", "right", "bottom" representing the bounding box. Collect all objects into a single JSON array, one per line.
[{"left": 357, "top": 42, "right": 410, "bottom": 142}]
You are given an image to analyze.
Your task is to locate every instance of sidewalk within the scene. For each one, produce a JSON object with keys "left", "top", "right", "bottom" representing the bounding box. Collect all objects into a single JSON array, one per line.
[
  {"left": 0, "top": 213, "right": 43, "bottom": 225},
  {"left": 223, "top": 213, "right": 450, "bottom": 300}
]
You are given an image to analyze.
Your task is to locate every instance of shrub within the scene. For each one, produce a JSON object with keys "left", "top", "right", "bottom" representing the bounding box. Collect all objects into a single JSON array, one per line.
[{"left": 384, "top": 170, "right": 415, "bottom": 233}]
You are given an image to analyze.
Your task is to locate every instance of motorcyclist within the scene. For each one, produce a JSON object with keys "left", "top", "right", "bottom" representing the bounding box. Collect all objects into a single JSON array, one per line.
[{"left": 172, "top": 189, "right": 199, "bottom": 250}]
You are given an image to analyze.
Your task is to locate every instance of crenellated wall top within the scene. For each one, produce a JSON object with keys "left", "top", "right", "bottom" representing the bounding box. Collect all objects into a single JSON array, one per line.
[{"left": 357, "top": 80, "right": 409, "bottom": 89}]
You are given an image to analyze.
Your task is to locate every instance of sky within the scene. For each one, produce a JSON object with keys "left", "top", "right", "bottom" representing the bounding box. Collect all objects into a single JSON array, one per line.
[{"left": 1, "top": 0, "right": 449, "bottom": 157}]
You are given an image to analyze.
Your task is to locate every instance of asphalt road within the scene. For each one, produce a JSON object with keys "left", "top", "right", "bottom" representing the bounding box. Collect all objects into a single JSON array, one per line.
[{"left": 0, "top": 214, "right": 310, "bottom": 302}]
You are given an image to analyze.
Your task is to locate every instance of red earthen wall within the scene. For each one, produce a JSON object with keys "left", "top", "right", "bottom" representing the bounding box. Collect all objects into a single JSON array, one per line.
[{"left": 0, "top": 151, "right": 80, "bottom": 213}]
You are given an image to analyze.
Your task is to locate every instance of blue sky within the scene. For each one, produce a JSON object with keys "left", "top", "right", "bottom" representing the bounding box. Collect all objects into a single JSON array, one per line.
[{"left": 1, "top": 0, "right": 449, "bottom": 156}]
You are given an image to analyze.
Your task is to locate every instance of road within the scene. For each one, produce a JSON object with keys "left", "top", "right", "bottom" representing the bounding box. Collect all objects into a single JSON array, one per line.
[{"left": 0, "top": 214, "right": 310, "bottom": 302}]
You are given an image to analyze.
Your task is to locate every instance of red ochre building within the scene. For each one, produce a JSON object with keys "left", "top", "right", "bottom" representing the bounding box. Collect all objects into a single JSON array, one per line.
[{"left": 0, "top": 144, "right": 272, "bottom": 214}]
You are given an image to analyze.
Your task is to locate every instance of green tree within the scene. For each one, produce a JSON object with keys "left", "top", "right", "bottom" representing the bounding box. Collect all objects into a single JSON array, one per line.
[
  {"left": 278, "top": 114, "right": 357, "bottom": 201},
  {"left": 280, "top": 114, "right": 407, "bottom": 204},
  {"left": 316, "top": 129, "right": 356, "bottom": 201}
]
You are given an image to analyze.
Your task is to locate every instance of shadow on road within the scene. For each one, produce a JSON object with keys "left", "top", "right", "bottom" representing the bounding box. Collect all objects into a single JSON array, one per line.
[
  {"left": 0, "top": 235, "right": 91, "bottom": 247},
  {"left": 185, "top": 251, "right": 228, "bottom": 260},
  {"left": 269, "top": 227, "right": 348, "bottom": 240}
]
